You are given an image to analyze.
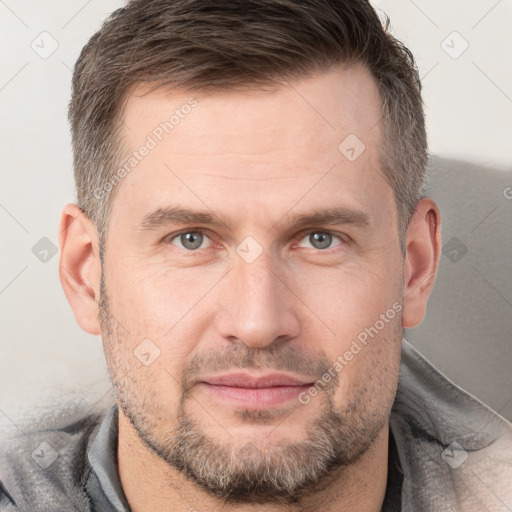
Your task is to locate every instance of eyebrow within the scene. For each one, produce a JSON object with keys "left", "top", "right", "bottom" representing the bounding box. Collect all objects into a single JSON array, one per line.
[
  {"left": 284, "top": 206, "right": 370, "bottom": 230},
  {"left": 137, "top": 205, "right": 371, "bottom": 232},
  {"left": 138, "top": 207, "right": 234, "bottom": 231}
]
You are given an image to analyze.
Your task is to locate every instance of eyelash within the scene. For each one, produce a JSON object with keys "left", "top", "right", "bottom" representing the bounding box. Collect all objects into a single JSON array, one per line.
[{"left": 164, "top": 229, "right": 347, "bottom": 253}]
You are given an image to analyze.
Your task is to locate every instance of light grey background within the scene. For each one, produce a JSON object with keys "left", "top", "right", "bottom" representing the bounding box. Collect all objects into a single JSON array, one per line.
[{"left": 0, "top": 0, "right": 511, "bottom": 430}]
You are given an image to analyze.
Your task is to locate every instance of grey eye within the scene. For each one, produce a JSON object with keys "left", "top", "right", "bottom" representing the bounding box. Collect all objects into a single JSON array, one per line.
[
  {"left": 309, "top": 232, "right": 333, "bottom": 249},
  {"left": 174, "top": 231, "right": 205, "bottom": 250}
]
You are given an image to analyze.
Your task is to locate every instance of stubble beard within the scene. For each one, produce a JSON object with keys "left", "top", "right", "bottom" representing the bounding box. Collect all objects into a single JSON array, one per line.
[{"left": 98, "top": 271, "right": 401, "bottom": 505}]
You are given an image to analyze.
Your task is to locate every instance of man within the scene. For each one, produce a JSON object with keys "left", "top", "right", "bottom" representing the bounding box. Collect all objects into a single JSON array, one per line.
[{"left": 1, "top": 0, "right": 511, "bottom": 510}]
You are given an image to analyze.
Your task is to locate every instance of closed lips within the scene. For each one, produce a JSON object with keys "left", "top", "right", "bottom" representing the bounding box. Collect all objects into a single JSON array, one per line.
[{"left": 200, "top": 373, "right": 314, "bottom": 388}]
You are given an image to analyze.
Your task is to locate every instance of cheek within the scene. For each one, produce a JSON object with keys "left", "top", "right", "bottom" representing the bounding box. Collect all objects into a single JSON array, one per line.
[
  {"left": 294, "top": 260, "right": 403, "bottom": 400},
  {"left": 296, "top": 260, "right": 401, "bottom": 344},
  {"left": 107, "top": 258, "right": 221, "bottom": 341},
  {"left": 332, "top": 316, "right": 402, "bottom": 420},
  {"left": 100, "top": 296, "right": 190, "bottom": 418},
  {"left": 101, "top": 263, "right": 214, "bottom": 398}
]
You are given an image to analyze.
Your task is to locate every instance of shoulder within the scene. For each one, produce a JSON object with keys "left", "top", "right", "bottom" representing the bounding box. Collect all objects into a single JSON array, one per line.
[
  {"left": 0, "top": 397, "right": 112, "bottom": 511},
  {"left": 393, "top": 338, "right": 512, "bottom": 510}
]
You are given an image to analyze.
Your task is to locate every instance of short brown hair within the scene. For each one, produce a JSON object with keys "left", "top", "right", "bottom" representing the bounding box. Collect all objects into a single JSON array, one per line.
[{"left": 69, "top": 0, "right": 427, "bottom": 252}]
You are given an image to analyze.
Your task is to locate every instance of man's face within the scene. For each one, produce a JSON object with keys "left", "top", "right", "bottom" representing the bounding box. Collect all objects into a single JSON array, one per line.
[{"left": 99, "top": 62, "right": 405, "bottom": 502}]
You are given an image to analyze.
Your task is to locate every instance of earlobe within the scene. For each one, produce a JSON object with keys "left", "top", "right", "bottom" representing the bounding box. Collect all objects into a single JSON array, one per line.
[
  {"left": 58, "top": 204, "right": 102, "bottom": 335},
  {"left": 402, "top": 198, "right": 441, "bottom": 328}
]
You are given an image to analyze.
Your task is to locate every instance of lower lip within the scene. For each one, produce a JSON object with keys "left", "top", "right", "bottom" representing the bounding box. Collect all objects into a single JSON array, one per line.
[{"left": 199, "top": 383, "right": 313, "bottom": 409}]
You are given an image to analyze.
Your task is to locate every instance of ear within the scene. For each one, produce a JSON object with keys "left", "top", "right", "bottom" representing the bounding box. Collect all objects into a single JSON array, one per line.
[
  {"left": 402, "top": 197, "right": 441, "bottom": 328},
  {"left": 58, "top": 203, "right": 102, "bottom": 335}
]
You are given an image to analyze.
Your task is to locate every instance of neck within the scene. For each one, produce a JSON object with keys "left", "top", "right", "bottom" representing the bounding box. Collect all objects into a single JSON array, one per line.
[{"left": 117, "top": 411, "right": 389, "bottom": 512}]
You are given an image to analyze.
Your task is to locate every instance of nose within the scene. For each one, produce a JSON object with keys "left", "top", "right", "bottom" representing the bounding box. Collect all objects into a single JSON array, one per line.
[{"left": 214, "top": 252, "right": 301, "bottom": 349}]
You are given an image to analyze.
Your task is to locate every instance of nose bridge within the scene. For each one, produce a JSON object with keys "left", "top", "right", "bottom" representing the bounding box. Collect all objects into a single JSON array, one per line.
[
  {"left": 240, "top": 247, "right": 276, "bottom": 286},
  {"left": 216, "top": 250, "right": 300, "bottom": 347}
]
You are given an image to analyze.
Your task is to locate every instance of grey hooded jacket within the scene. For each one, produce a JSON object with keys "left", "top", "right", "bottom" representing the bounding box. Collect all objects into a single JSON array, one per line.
[{"left": 1, "top": 338, "right": 511, "bottom": 511}]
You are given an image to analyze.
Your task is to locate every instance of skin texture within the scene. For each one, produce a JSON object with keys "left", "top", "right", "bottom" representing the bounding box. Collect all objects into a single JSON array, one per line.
[{"left": 59, "top": 62, "right": 441, "bottom": 511}]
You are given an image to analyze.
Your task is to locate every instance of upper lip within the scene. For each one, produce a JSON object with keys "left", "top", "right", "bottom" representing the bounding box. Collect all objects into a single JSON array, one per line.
[{"left": 200, "top": 372, "right": 314, "bottom": 388}]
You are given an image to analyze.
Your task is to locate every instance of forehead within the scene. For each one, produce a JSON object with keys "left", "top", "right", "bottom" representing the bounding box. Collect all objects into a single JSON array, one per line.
[
  {"left": 122, "top": 62, "right": 382, "bottom": 152},
  {"left": 111, "top": 62, "right": 393, "bottom": 232}
]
